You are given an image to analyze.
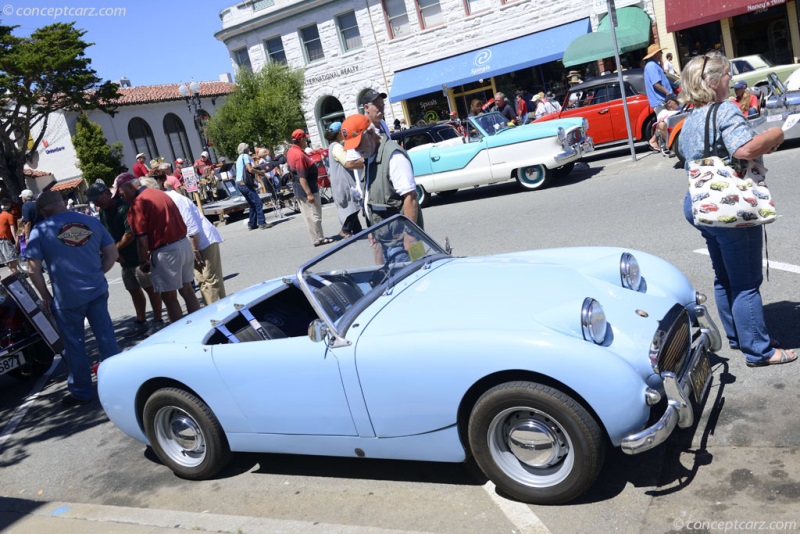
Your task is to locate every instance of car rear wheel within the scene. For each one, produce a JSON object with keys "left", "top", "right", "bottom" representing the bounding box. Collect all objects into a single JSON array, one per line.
[
  {"left": 516, "top": 165, "right": 551, "bottom": 191},
  {"left": 415, "top": 184, "right": 431, "bottom": 208},
  {"left": 8, "top": 340, "right": 55, "bottom": 379},
  {"left": 468, "top": 381, "right": 605, "bottom": 505},
  {"left": 143, "top": 387, "right": 231, "bottom": 480}
]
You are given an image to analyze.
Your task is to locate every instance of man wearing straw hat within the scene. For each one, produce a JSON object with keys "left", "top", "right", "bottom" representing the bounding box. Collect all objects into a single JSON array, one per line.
[{"left": 643, "top": 44, "right": 674, "bottom": 114}]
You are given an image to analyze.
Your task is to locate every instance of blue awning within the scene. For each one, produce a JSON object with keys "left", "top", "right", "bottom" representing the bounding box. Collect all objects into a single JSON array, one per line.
[{"left": 389, "top": 19, "right": 591, "bottom": 102}]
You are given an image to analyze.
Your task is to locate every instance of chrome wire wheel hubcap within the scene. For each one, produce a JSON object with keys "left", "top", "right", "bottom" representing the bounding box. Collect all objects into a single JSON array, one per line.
[
  {"left": 487, "top": 407, "right": 573, "bottom": 487},
  {"left": 154, "top": 406, "right": 206, "bottom": 468}
]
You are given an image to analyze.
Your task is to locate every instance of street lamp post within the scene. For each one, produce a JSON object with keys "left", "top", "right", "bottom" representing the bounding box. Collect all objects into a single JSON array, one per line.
[{"left": 178, "top": 81, "right": 207, "bottom": 209}]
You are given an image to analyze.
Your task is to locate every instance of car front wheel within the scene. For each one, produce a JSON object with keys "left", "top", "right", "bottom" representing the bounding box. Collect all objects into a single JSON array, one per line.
[
  {"left": 516, "top": 165, "right": 551, "bottom": 190},
  {"left": 415, "top": 184, "right": 431, "bottom": 208},
  {"left": 143, "top": 387, "right": 231, "bottom": 480},
  {"left": 468, "top": 381, "right": 605, "bottom": 505}
]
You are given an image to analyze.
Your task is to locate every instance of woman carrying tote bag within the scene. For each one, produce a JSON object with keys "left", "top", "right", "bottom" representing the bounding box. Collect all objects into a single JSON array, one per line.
[{"left": 678, "top": 52, "right": 795, "bottom": 368}]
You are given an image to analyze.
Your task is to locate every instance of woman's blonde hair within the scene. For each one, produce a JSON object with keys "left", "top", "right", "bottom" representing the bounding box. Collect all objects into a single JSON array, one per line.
[{"left": 679, "top": 53, "right": 731, "bottom": 106}]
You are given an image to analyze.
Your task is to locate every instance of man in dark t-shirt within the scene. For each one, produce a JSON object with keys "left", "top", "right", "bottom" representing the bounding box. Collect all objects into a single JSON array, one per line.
[
  {"left": 87, "top": 181, "right": 162, "bottom": 336},
  {"left": 20, "top": 189, "right": 43, "bottom": 242}
]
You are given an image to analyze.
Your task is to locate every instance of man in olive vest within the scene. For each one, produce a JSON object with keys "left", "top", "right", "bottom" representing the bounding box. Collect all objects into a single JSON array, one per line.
[{"left": 340, "top": 114, "right": 422, "bottom": 229}]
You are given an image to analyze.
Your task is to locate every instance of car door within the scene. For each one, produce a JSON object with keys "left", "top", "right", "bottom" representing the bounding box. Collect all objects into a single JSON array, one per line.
[
  {"left": 211, "top": 336, "right": 358, "bottom": 436},
  {"left": 427, "top": 120, "right": 491, "bottom": 189}
]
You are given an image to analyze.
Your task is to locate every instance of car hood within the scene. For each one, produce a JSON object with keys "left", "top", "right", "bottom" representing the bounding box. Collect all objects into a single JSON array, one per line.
[{"left": 363, "top": 247, "right": 696, "bottom": 377}]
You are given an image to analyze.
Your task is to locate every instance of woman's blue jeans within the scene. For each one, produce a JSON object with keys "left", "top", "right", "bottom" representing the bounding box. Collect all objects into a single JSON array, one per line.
[
  {"left": 684, "top": 193, "right": 773, "bottom": 363},
  {"left": 238, "top": 184, "right": 265, "bottom": 228}
]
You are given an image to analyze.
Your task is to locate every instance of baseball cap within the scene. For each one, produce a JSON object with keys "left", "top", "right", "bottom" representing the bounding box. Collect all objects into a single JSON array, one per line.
[
  {"left": 175, "top": 158, "right": 185, "bottom": 165},
  {"left": 359, "top": 89, "right": 387, "bottom": 106},
  {"left": 341, "top": 114, "right": 372, "bottom": 150},
  {"left": 136, "top": 153, "right": 146, "bottom": 159},
  {"left": 86, "top": 181, "right": 110, "bottom": 202},
  {"left": 733, "top": 81, "right": 747, "bottom": 90},
  {"left": 20, "top": 189, "right": 34, "bottom": 200},
  {"left": 201, "top": 151, "right": 209, "bottom": 158},
  {"left": 291, "top": 129, "right": 308, "bottom": 141},
  {"left": 328, "top": 121, "right": 342, "bottom": 133},
  {"left": 111, "top": 172, "right": 137, "bottom": 197}
]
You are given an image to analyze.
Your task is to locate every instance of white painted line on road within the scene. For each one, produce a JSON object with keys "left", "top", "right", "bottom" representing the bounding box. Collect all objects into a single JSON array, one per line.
[
  {"left": 482, "top": 482, "right": 552, "bottom": 533},
  {"left": 0, "top": 499, "right": 436, "bottom": 534},
  {"left": 0, "top": 354, "right": 61, "bottom": 453},
  {"left": 693, "top": 249, "right": 800, "bottom": 274}
]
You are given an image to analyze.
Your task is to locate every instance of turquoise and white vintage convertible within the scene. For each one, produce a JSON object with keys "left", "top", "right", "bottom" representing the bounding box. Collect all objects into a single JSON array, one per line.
[
  {"left": 407, "top": 112, "right": 594, "bottom": 206},
  {"left": 99, "top": 215, "right": 719, "bottom": 505}
]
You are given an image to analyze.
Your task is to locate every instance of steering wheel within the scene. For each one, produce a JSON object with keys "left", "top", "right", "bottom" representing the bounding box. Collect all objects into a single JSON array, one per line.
[{"left": 370, "top": 248, "right": 410, "bottom": 287}]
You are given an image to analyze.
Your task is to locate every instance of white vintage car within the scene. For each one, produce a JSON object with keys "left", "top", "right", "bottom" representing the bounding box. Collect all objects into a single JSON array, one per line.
[{"left": 404, "top": 112, "right": 593, "bottom": 206}]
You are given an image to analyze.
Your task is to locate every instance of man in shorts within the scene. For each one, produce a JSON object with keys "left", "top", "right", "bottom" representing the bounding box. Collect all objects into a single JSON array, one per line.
[
  {"left": 0, "top": 199, "right": 19, "bottom": 274},
  {"left": 87, "top": 181, "right": 163, "bottom": 336},
  {"left": 114, "top": 173, "right": 200, "bottom": 323}
]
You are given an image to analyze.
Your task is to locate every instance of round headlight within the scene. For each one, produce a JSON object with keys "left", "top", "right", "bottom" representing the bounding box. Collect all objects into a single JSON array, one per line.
[
  {"left": 620, "top": 252, "right": 642, "bottom": 292},
  {"left": 581, "top": 298, "right": 607, "bottom": 344}
]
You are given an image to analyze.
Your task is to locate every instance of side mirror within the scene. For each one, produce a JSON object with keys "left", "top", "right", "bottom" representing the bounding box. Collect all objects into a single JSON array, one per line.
[{"left": 308, "top": 319, "right": 329, "bottom": 343}]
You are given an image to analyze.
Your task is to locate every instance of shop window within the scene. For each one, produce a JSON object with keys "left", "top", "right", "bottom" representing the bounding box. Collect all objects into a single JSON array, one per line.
[
  {"left": 264, "top": 36, "right": 286, "bottom": 64},
  {"left": 417, "top": 0, "right": 443, "bottom": 29},
  {"left": 163, "top": 113, "right": 194, "bottom": 163},
  {"left": 253, "top": 0, "right": 274, "bottom": 11},
  {"left": 127, "top": 117, "right": 158, "bottom": 159},
  {"left": 464, "top": 0, "right": 490, "bottom": 15},
  {"left": 336, "top": 11, "right": 362, "bottom": 52},
  {"left": 233, "top": 47, "right": 252, "bottom": 72},
  {"left": 300, "top": 24, "right": 324, "bottom": 63},
  {"left": 383, "top": 0, "right": 411, "bottom": 39}
]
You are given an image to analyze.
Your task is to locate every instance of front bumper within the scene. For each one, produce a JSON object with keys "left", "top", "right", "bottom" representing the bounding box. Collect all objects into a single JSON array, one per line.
[
  {"left": 620, "top": 304, "right": 720, "bottom": 455},
  {"left": 554, "top": 137, "right": 594, "bottom": 163}
]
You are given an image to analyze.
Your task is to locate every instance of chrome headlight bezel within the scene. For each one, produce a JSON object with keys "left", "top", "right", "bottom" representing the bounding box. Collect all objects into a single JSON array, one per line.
[
  {"left": 581, "top": 297, "right": 607, "bottom": 345},
  {"left": 620, "top": 252, "right": 643, "bottom": 292},
  {"left": 582, "top": 118, "right": 589, "bottom": 132},
  {"left": 557, "top": 126, "right": 566, "bottom": 143}
]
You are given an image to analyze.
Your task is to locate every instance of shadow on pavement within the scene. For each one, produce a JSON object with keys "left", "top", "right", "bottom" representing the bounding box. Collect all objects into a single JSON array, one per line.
[{"left": 0, "top": 496, "right": 48, "bottom": 532}]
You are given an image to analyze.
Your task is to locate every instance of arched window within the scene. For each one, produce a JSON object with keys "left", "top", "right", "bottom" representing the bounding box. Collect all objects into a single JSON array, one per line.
[
  {"left": 317, "top": 96, "right": 345, "bottom": 146},
  {"left": 128, "top": 117, "right": 158, "bottom": 159},
  {"left": 163, "top": 113, "right": 194, "bottom": 162}
]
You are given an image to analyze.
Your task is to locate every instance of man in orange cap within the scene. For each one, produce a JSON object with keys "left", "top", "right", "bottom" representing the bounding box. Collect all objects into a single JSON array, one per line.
[{"left": 340, "top": 114, "right": 421, "bottom": 228}]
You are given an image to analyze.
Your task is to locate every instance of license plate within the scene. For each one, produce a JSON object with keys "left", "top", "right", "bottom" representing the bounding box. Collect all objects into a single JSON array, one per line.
[
  {"left": 689, "top": 348, "right": 712, "bottom": 402},
  {"left": 0, "top": 353, "right": 24, "bottom": 375}
]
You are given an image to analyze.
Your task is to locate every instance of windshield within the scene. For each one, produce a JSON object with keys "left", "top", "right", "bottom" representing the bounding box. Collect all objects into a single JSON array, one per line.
[
  {"left": 471, "top": 112, "right": 511, "bottom": 136},
  {"left": 298, "top": 215, "right": 449, "bottom": 330}
]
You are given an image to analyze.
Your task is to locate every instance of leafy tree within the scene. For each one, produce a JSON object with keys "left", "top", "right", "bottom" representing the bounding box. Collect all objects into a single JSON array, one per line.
[
  {"left": 0, "top": 21, "right": 119, "bottom": 198},
  {"left": 72, "top": 113, "right": 123, "bottom": 186},
  {"left": 205, "top": 63, "right": 305, "bottom": 158}
]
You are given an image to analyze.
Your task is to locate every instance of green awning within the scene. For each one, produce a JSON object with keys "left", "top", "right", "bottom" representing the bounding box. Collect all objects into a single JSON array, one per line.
[{"left": 562, "top": 7, "right": 652, "bottom": 67}]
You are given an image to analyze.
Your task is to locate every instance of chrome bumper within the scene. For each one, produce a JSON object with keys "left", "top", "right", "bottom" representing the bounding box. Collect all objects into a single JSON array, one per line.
[
  {"left": 620, "top": 305, "right": 718, "bottom": 455},
  {"left": 554, "top": 137, "right": 594, "bottom": 163}
]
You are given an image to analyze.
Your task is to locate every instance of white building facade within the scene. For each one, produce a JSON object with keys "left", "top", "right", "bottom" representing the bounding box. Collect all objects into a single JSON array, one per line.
[
  {"left": 215, "top": 0, "right": 657, "bottom": 147},
  {"left": 24, "top": 81, "right": 234, "bottom": 197}
]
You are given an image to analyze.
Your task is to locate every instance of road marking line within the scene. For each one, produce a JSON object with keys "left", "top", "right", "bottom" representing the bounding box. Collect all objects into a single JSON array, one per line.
[
  {"left": 482, "top": 482, "right": 552, "bottom": 533},
  {"left": 0, "top": 354, "right": 61, "bottom": 453},
  {"left": 693, "top": 249, "right": 800, "bottom": 274}
]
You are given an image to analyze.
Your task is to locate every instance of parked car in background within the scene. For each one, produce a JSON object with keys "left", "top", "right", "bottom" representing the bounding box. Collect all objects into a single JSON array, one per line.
[
  {"left": 98, "top": 214, "right": 720, "bottom": 505},
  {"left": 0, "top": 274, "right": 59, "bottom": 380},
  {"left": 730, "top": 55, "right": 800, "bottom": 92},
  {"left": 391, "top": 123, "right": 463, "bottom": 151},
  {"left": 533, "top": 69, "right": 680, "bottom": 148},
  {"left": 405, "top": 112, "right": 592, "bottom": 206}
]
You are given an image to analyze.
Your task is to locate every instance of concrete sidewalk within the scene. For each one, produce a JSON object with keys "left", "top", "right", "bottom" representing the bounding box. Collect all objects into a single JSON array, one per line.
[{"left": 0, "top": 497, "right": 431, "bottom": 534}]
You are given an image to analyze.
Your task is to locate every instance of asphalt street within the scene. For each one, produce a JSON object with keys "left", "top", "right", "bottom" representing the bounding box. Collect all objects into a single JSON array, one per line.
[{"left": 1, "top": 142, "right": 799, "bottom": 534}]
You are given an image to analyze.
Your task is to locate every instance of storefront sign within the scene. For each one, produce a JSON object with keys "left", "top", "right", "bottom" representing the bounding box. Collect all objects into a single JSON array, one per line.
[
  {"left": 471, "top": 49, "right": 492, "bottom": 75},
  {"left": 305, "top": 65, "right": 360, "bottom": 86},
  {"left": 745, "top": 0, "right": 785, "bottom": 12}
]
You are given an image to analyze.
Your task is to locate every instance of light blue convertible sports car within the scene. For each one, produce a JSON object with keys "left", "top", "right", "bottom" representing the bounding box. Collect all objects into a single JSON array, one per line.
[{"left": 99, "top": 216, "right": 720, "bottom": 505}]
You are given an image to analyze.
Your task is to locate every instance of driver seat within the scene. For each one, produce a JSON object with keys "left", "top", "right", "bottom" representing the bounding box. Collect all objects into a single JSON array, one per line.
[{"left": 314, "top": 281, "right": 363, "bottom": 322}]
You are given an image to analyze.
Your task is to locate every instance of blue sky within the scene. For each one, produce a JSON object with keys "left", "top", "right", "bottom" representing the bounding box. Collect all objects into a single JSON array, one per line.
[{"left": 4, "top": 0, "right": 238, "bottom": 87}]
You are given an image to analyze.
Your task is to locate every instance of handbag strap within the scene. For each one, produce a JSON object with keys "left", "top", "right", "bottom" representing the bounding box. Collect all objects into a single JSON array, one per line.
[{"left": 702, "top": 102, "right": 722, "bottom": 158}]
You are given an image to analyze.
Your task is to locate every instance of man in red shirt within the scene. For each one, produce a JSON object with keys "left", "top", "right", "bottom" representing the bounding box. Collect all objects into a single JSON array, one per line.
[
  {"left": 132, "top": 153, "right": 149, "bottom": 178},
  {"left": 0, "top": 199, "right": 19, "bottom": 274},
  {"left": 114, "top": 173, "right": 200, "bottom": 322},
  {"left": 287, "top": 130, "right": 332, "bottom": 246}
]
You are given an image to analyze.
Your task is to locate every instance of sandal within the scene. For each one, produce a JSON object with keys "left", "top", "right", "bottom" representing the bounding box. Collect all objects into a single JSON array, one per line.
[{"left": 746, "top": 348, "right": 797, "bottom": 367}]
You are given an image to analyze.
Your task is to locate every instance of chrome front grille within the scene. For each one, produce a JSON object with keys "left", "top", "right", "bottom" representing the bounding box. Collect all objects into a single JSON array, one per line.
[{"left": 652, "top": 308, "right": 692, "bottom": 375}]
